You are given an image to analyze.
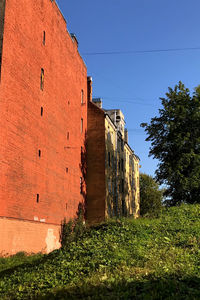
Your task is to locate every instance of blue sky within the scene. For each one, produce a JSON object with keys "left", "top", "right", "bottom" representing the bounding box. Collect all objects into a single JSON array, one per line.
[{"left": 56, "top": 0, "right": 200, "bottom": 176}]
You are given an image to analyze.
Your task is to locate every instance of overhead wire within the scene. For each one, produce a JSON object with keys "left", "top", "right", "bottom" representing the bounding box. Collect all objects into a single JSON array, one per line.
[
  {"left": 92, "top": 73, "right": 159, "bottom": 107},
  {"left": 101, "top": 97, "right": 154, "bottom": 106},
  {"left": 84, "top": 45, "right": 200, "bottom": 103},
  {"left": 82, "top": 46, "right": 200, "bottom": 56}
]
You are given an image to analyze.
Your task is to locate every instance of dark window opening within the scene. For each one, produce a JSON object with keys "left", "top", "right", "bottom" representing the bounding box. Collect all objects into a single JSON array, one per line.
[
  {"left": 121, "top": 140, "right": 124, "bottom": 151},
  {"left": 116, "top": 115, "right": 121, "bottom": 122},
  {"left": 122, "top": 199, "right": 126, "bottom": 216},
  {"left": 40, "top": 68, "right": 44, "bottom": 90},
  {"left": 66, "top": 167, "right": 68, "bottom": 173},
  {"left": 81, "top": 90, "right": 84, "bottom": 104},
  {"left": 38, "top": 150, "right": 41, "bottom": 157},
  {"left": 81, "top": 118, "right": 83, "bottom": 133},
  {"left": 121, "top": 159, "right": 124, "bottom": 171},
  {"left": 43, "top": 31, "right": 46, "bottom": 45},
  {"left": 81, "top": 146, "right": 83, "bottom": 161},
  {"left": 66, "top": 203, "right": 68, "bottom": 210},
  {"left": 67, "top": 132, "right": 69, "bottom": 140},
  {"left": 41, "top": 107, "right": 43, "bottom": 116},
  {"left": 36, "top": 194, "right": 39, "bottom": 203},
  {"left": 108, "top": 152, "right": 111, "bottom": 166},
  {"left": 122, "top": 179, "right": 124, "bottom": 193}
]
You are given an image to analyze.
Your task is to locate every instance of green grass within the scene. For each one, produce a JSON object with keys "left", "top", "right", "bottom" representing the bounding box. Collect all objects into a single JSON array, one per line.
[{"left": 0, "top": 204, "right": 200, "bottom": 299}]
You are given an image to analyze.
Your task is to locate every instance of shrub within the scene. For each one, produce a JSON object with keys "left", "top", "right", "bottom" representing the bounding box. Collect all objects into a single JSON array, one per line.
[
  {"left": 60, "top": 203, "right": 86, "bottom": 248},
  {"left": 140, "top": 173, "right": 163, "bottom": 217}
]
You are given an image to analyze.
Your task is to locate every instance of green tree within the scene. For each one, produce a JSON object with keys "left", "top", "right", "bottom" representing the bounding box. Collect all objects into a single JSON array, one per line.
[
  {"left": 141, "top": 82, "right": 200, "bottom": 205},
  {"left": 140, "top": 173, "right": 163, "bottom": 216}
]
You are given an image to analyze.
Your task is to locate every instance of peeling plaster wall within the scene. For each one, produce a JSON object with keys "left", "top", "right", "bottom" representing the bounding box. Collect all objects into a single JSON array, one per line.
[{"left": 0, "top": 217, "right": 60, "bottom": 256}]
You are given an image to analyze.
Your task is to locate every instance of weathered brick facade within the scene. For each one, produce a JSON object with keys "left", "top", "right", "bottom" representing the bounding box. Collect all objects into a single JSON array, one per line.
[
  {"left": 0, "top": 0, "right": 87, "bottom": 255},
  {"left": 87, "top": 99, "right": 140, "bottom": 224}
]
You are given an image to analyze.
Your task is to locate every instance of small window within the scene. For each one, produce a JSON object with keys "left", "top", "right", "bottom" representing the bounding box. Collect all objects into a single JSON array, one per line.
[
  {"left": 38, "top": 150, "right": 41, "bottom": 157},
  {"left": 121, "top": 159, "right": 124, "bottom": 171},
  {"left": 122, "top": 179, "right": 124, "bottom": 193},
  {"left": 108, "top": 152, "right": 111, "bottom": 166},
  {"left": 67, "top": 132, "right": 69, "bottom": 140},
  {"left": 66, "top": 167, "right": 68, "bottom": 173},
  {"left": 81, "top": 118, "right": 83, "bottom": 133},
  {"left": 40, "top": 68, "right": 44, "bottom": 90},
  {"left": 80, "top": 177, "right": 83, "bottom": 194},
  {"left": 116, "top": 115, "right": 121, "bottom": 122},
  {"left": 81, "top": 146, "right": 84, "bottom": 161},
  {"left": 43, "top": 31, "right": 46, "bottom": 45},
  {"left": 108, "top": 180, "right": 111, "bottom": 193},
  {"left": 36, "top": 194, "right": 39, "bottom": 203},
  {"left": 41, "top": 107, "right": 43, "bottom": 116},
  {"left": 112, "top": 181, "right": 115, "bottom": 195},
  {"left": 112, "top": 155, "right": 114, "bottom": 168},
  {"left": 121, "top": 140, "right": 124, "bottom": 151},
  {"left": 81, "top": 90, "right": 84, "bottom": 104}
]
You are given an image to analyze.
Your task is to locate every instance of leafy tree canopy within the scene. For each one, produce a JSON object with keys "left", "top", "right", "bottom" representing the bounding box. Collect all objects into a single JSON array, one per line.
[
  {"left": 141, "top": 81, "right": 200, "bottom": 205},
  {"left": 140, "top": 173, "right": 163, "bottom": 216}
]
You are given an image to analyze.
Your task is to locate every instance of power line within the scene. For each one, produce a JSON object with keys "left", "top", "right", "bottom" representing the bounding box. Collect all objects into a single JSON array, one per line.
[
  {"left": 93, "top": 96, "right": 156, "bottom": 106},
  {"left": 103, "top": 97, "right": 154, "bottom": 106},
  {"left": 93, "top": 73, "right": 158, "bottom": 105},
  {"left": 83, "top": 46, "right": 200, "bottom": 56},
  {"left": 101, "top": 96, "right": 151, "bottom": 101}
]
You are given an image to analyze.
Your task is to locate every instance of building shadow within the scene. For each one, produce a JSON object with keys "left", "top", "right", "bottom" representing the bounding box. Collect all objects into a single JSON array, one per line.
[
  {"left": 79, "top": 131, "right": 87, "bottom": 217},
  {"left": 38, "top": 274, "right": 200, "bottom": 299}
]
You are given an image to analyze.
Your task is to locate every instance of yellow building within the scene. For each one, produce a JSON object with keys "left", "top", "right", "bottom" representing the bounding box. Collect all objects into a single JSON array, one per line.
[
  {"left": 86, "top": 97, "right": 140, "bottom": 224},
  {"left": 124, "top": 143, "right": 140, "bottom": 218}
]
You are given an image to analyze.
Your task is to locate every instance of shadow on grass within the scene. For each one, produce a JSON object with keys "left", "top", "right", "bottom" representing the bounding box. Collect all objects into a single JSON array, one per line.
[
  {"left": 38, "top": 275, "right": 200, "bottom": 300},
  {"left": 0, "top": 250, "right": 58, "bottom": 279},
  {"left": 0, "top": 221, "right": 118, "bottom": 280}
]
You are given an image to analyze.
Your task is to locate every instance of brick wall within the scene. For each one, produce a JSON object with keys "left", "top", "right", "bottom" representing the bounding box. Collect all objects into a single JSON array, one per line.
[
  {"left": 86, "top": 101, "right": 106, "bottom": 224},
  {"left": 0, "top": 0, "right": 6, "bottom": 78},
  {"left": 0, "top": 0, "right": 87, "bottom": 254}
]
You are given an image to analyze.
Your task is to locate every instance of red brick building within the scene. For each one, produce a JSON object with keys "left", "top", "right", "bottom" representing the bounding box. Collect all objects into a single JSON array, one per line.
[{"left": 0, "top": 0, "right": 87, "bottom": 255}]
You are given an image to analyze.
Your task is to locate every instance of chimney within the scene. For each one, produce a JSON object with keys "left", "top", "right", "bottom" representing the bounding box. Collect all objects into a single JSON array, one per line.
[
  {"left": 87, "top": 76, "right": 93, "bottom": 102},
  {"left": 70, "top": 33, "right": 78, "bottom": 48},
  {"left": 124, "top": 128, "right": 128, "bottom": 143},
  {"left": 92, "top": 98, "right": 102, "bottom": 109}
]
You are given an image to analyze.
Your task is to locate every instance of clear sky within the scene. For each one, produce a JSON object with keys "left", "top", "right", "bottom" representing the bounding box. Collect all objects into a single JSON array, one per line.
[{"left": 56, "top": 0, "right": 200, "bottom": 176}]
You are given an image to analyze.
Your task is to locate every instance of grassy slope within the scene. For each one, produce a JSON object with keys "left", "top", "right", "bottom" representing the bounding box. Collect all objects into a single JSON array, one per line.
[{"left": 0, "top": 204, "right": 200, "bottom": 299}]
